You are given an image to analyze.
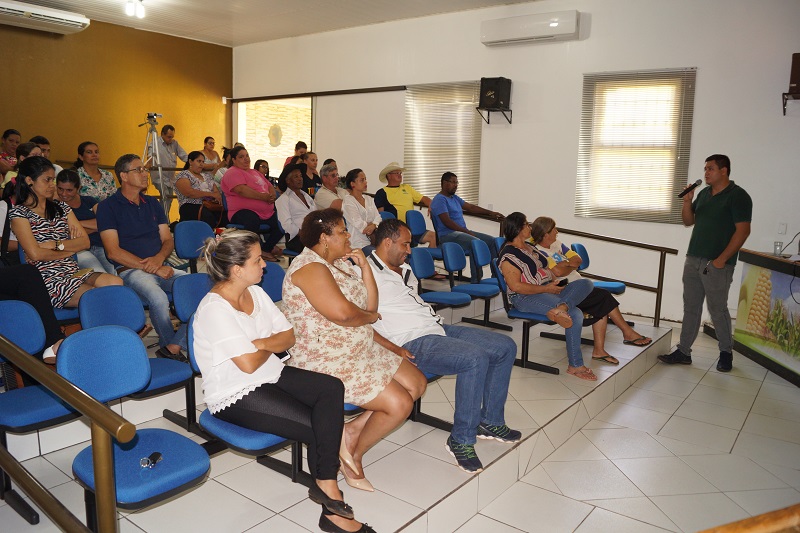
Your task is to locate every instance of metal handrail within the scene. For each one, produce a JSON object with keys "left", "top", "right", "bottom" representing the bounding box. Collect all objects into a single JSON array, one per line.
[
  {"left": 556, "top": 227, "right": 678, "bottom": 327},
  {"left": 0, "top": 335, "right": 137, "bottom": 533}
]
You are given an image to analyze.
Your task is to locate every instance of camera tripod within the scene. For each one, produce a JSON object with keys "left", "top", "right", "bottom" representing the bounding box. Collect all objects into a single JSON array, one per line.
[{"left": 140, "top": 113, "right": 170, "bottom": 216}]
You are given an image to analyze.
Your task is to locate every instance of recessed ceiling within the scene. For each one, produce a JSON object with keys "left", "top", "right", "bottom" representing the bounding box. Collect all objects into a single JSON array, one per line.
[{"left": 12, "top": 0, "right": 535, "bottom": 47}]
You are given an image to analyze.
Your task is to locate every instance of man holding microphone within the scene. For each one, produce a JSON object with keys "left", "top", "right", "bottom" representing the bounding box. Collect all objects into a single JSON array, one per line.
[{"left": 658, "top": 154, "right": 752, "bottom": 372}]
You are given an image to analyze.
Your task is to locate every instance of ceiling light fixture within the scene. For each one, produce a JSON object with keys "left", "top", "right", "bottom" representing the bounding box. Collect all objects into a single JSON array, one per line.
[
  {"left": 135, "top": 0, "right": 145, "bottom": 19},
  {"left": 125, "top": 0, "right": 135, "bottom": 16}
]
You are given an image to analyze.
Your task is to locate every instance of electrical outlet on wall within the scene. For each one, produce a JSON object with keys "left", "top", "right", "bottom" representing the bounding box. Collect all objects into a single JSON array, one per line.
[{"left": 778, "top": 222, "right": 787, "bottom": 234}]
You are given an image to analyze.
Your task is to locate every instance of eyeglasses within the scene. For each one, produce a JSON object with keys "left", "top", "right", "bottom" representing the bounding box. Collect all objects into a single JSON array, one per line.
[
  {"left": 124, "top": 166, "right": 148, "bottom": 174},
  {"left": 140, "top": 452, "right": 163, "bottom": 469}
]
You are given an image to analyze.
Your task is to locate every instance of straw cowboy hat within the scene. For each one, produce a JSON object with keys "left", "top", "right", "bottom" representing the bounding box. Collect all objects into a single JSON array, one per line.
[{"left": 378, "top": 162, "right": 405, "bottom": 183}]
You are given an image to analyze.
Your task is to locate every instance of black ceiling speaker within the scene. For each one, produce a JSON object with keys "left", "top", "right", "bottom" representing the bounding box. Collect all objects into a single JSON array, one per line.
[{"left": 479, "top": 77, "right": 512, "bottom": 110}]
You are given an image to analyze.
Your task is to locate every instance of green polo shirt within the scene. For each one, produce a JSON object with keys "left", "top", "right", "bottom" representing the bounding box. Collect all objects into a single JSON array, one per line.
[{"left": 687, "top": 181, "right": 752, "bottom": 266}]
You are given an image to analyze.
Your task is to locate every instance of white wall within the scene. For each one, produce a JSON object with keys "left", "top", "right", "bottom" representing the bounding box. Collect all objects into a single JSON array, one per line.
[{"left": 234, "top": 0, "right": 800, "bottom": 321}]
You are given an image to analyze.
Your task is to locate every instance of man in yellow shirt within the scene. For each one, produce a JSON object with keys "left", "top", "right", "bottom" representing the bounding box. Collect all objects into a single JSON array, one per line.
[{"left": 373, "top": 162, "right": 436, "bottom": 248}]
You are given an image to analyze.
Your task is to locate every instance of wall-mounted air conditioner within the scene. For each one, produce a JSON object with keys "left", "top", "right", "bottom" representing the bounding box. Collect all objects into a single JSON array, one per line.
[
  {"left": 0, "top": 0, "right": 90, "bottom": 35},
  {"left": 481, "top": 10, "right": 579, "bottom": 46}
]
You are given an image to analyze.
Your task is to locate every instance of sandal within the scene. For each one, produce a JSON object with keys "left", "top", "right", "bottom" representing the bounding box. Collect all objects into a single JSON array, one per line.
[
  {"left": 547, "top": 308, "right": 573, "bottom": 328},
  {"left": 592, "top": 354, "right": 619, "bottom": 365},
  {"left": 567, "top": 366, "right": 597, "bottom": 381},
  {"left": 623, "top": 336, "right": 652, "bottom": 346}
]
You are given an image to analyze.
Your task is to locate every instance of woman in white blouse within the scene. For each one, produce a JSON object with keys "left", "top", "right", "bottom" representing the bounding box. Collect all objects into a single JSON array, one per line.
[
  {"left": 192, "top": 230, "right": 374, "bottom": 533},
  {"left": 275, "top": 164, "right": 316, "bottom": 253},
  {"left": 342, "top": 168, "right": 382, "bottom": 251}
]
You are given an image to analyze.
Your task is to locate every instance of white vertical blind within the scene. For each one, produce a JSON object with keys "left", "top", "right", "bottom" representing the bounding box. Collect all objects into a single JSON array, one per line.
[
  {"left": 575, "top": 68, "right": 697, "bottom": 223},
  {"left": 403, "top": 82, "right": 482, "bottom": 204}
]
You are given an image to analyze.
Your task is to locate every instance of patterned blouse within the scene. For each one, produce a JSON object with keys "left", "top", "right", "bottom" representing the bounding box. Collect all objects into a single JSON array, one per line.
[
  {"left": 78, "top": 167, "right": 118, "bottom": 202},
  {"left": 174, "top": 169, "right": 216, "bottom": 206},
  {"left": 498, "top": 243, "right": 553, "bottom": 296}
]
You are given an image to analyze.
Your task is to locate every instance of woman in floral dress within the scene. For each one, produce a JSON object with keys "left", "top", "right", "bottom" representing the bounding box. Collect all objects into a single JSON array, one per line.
[
  {"left": 75, "top": 141, "right": 118, "bottom": 201},
  {"left": 282, "top": 208, "right": 427, "bottom": 492}
]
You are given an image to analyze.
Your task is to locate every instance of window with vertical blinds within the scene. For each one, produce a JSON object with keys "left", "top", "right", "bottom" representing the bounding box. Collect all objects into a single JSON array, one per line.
[
  {"left": 403, "top": 82, "right": 482, "bottom": 204},
  {"left": 575, "top": 68, "right": 697, "bottom": 224}
]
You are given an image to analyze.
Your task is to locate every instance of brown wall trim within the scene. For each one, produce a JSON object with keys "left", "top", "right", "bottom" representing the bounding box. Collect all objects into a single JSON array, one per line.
[{"left": 231, "top": 85, "right": 407, "bottom": 103}]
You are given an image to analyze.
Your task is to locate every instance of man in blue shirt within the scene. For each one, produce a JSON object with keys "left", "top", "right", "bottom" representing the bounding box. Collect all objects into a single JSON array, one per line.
[
  {"left": 97, "top": 153, "right": 188, "bottom": 361},
  {"left": 430, "top": 172, "right": 504, "bottom": 282}
]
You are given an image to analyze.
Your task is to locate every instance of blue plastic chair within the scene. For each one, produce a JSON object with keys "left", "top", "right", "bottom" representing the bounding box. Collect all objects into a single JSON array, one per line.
[
  {"left": 17, "top": 247, "right": 81, "bottom": 325},
  {"left": 470, "top": 239, "right": 500, "bottom": 287},
  {"left": 61, "top": 326, "right": 209, "bottom": 530},
  {"left": 441, "top": 242, "right": 510, "bottom": 331},
  {"left": 405, "top": 209, "right": 443, "bottom": 260},
  {"left": 186, "top": 317, "right": 312, "bottom": 487},
  {"left": 570, "top": 243, "right": 626, "bottom": 294},
  {"left": 78, "top": 286, "right": 197, "bottom": 431},
  {"left": 494, "top": 237, "right": 506, "bottom": 255},
  {"left": 379, "top": 211, "right": 396, "bottom": 221},
  {"left": 174, "top": 220, "right": 215, "bottom": 273},
  {"left": 408, "top": 248, "right": 471, "bottom": 310},
  {"left": 491, "top": 259, "right": 559, "bottom": 374},
  {"left": 172, "top": 273, "right": 214, "bottom": 322},
  {"left": 0, "top": 301, "right": 79, "bottom": 525},
  {"left": 260, "top": 262, "right": 285, "bottom": 303}
]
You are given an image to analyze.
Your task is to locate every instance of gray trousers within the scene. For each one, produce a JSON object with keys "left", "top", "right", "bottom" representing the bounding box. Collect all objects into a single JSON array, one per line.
[{"left": 678, "top": 255, "right": 735, "bottom": 355}]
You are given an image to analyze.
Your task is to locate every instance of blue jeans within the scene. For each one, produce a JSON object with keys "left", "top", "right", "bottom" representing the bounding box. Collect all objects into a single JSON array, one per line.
[
  {"left": 439, "top": 230, "right": 497, "bottom": 282},
  {"left": 76, "top": 246, "right": 117, "bottom": 275},
  {"left": 510, "top": 278, "right": 593, "bottom": 368},
  {"left": 403, "top": 324, "right": 517, "bottom": 445},
  {"left": 120, "top": 267, "right": 188, "bottom": 350}
]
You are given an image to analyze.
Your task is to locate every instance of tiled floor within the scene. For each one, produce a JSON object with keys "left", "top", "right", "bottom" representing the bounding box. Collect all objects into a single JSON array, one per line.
[{"left": 3, "top": 307, "right": 800, "bottom": 532}]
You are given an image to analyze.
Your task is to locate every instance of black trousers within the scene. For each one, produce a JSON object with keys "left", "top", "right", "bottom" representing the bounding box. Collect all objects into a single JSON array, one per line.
[
  {"left": 0, "top": 264, "right": 64, "bottom": 358},
  {"left": 215, "top": 366, "right": 345, "bottom": 480},
  {"left": 179, "top": 203, "right": 226, "bottom": 229},
  {"left": 229, "top": 209, "right": 284, "bottom": 252},
  {"left": 285, "top": 235, "right": 304, "bottom": 254}
]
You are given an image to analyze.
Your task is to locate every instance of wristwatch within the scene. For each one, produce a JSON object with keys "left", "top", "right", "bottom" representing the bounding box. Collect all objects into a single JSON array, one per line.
[{"left": 54, "top": 240, "right": 65, "bottom": 251}]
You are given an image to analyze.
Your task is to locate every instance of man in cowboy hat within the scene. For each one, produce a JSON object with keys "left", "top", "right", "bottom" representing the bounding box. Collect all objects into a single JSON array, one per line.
[{"left": 374, "top": 162, "right": 436, "bottom": 248}]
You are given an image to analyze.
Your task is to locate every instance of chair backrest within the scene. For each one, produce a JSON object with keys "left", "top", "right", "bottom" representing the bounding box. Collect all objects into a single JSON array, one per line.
[
  {"left": 491, "top": 259, "right": 513, "bottom": 312},
  {"left": 494, "top": 237, "right": 506, "bottom": 254},
  {"left": 57, "top": 326, "right": 151, "bottom": 403},
  {"left": 570, "top": 243, "right": 590, "bottom": 271},
  {"left": 441, "top": 242, "right": 467, "bottom": 273},
  {"left": 187, "top": 315, "right": 201, "bottom": 374},
  {"left": 79, "top": 285, "right": 146, "bottom": 331},
  {"left": 0, "top": 300, "right": 46, "bottom": 360},
  {"left": 379, "top": 211, "right": 396, "bottom": 221},
  {"left": 172, "top": 273, "right": 214, "bottom": 322},
  {"left": 409, "top": 247, "right": 436, "bottom": 280},
  {"left": 470, "top": 239, "right": 493, "bottom": 269},
  {"left": 175, "top": 221, "right": 215, "bottom": 260},
  {"left": 405, "top": 209, "right": 427, "bottom": 239},
  {"left": 260, "top": 262, "right": 285, "bottom": 303}
]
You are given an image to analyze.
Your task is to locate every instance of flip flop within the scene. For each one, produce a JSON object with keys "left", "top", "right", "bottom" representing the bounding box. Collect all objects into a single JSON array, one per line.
[
  {"left": 592, "top": 354, "right": 619, "bottom": 365},
  {"left": 623, "top": 336, "right": 652, "bottom": 346},
  {"left": 430, "top": 273, "right": 448, "bottom": 280},
  {"left": 547, "top": 308, "right": 573, "bottom": 328}
]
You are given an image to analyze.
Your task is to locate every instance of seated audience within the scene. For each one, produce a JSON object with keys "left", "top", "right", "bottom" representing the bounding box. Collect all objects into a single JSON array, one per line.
[
  {"left": 284, "top": 140, "right": 307, "bottom": 167},
  {"left": 253, "top": 159, "right": 277, "bottom": 190},
  {"left": 301, "top": 151, "right": 322, "bottom": 195},
  {"left": 28, "top": 135, "right": 63, "bottom": 175},
  {"left": 342, "top": 168, "right": 381, "bottom": 250},
  {"left": 97, "top": 154, "right": 188, "bottom": 362},
  {"left": 498, "top": 212, "right": 597, "bottom": 380},
  {"left": 75, "top": 141, "right": 118, "bottom": 202},
  {"left": 201, "top": 136, "right": 220, "bottom": 172},
  {"left": 531, "top": 216, "right": 652, "bottom": 361},
  {"left": 314, "top": 163, "right": 347, "bottom": 210},
  {"left": 213, "top": 147, "right": 232, "bottom": 186},
  {"left": 282, "top": 209, "right": 426, "bottom": 490},
  {"left": 322, "top": 158, "right": 336, "bottom": 169},
  {"left": 175, "top": 150, "right": 225, "bottom": 228},
  {"left": 193, "top": 229, "right": 374, "bottom": 533},
  {"left": 220, "top": 146, "right": 283, "bottom": 261},
  {"left": 369, "top": 219, "right": 521, "bottom": 473},
  {"left": 10, "top": 157, "right": 121, "bottom": 310},
  {"left": 430, "top": 172, "right": 504, "bottom": 282},
  {"left": 373, "top": 161, "right": 436, "bottom": 247},
  {"left": 0, "top": 129, "right": 21, "bottom": 179},
  {"left": 1, "top": 141, "right": 42, "bottom": 190},
  {"left": 56, "top": 169, "right": 116, "bottom": 275},
  {"left": 275, "top": 164, "right": 316, "bottom": 253}
]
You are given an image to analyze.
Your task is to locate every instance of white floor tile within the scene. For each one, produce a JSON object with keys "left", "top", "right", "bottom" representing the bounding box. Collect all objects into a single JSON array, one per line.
[
  {"left": 18, "top": 456, "right": 71, "bottom": 490},
  {"left": 732, "top": 432, "right": 800, "bottom": 470},
  {"left": 518, "top": 431, "right": 555, "bottom": 476},
  {"left": 673, "top": 398, "right": 749, "bottom": 430},
  {"left": 382, "top": 419, "right": 435, "bottom": 446},
  {"left": 520, "top": 465, "right": 561, "bottom": 494},
  {"left": 581, "top": 420, "right": 624, "bottom": 430},
  {"left": 657, "top": 416, "right": 739, "bottom": 452},
  {"left": 478, "top": 448, "right": 519, "bottom": 509},
  {"left": 612, "top": 457, "right": 718, "bottom": 496},
  {"left": 245, "top": 514, "right": 312, "bottom": 532},
  {"left": 751, "top": 395, "right": 800, "bottom": 423},
  {"left": 518, "top": 399, "right": 575, "bottom": 427},
  {"left": 724, "top": 487, "right": 800, "bottom": 516},
  {"left": 594, "top": 402, "right": 671, "bottom": 434},
  {"left": 481, "top": 483, "right": 593, "bottom": 532},
  {"left": 214, "top": 461, "right": 308, "bottom": 513},
  {"left": 428, "top": 477, "right": 478, "bottom": 533},
  {"left": 643, "top": 364, "right": 708, "bottom": 384},
  {"left": 615, "top": 387, "right": 684, "bottom": 415},
  {"left": 759, "top": 463, "right": 800, "bottom": 490},
  {"left": 708, "top": 361, "right": 768, "bottom": 381},
  {"left": 742, "top": 412, "right": 800, "bottom": 445},
  {"left": 574, "top": 507, "right": 672, "bottom": 533},
  {"left": 457, "top": 513, "right": 525, "bottom": 532},
  {"left": 586, "top": 496, "right": 679, "bottom": 531},
  {"left": 681, "top": 454, "right": 787, "bottom": 492},
  {"left": 507, "top": 377, "right": 578, "bottom": 401},
  {"left": 546, "top": 432, "right": 606, "bottom": 462},
  {"left": 580, "top": 380, "right": 616, "bottom": 419},
  {"left": 501, "top": 399, "right": 540, "bottom": 431},
  {"left": 542, "top": 459, "right": 644, "bottom": 500},
  {"left": 651, "top": 492, "right": 749, "bottom": 533},
  {"left": 631, "top": 374, "right": 697, "bottom": 398},
  {"left": 686, "top": 383, "right": 756, "bottom": 411},
  {"left": 757, "top": 382, "right": 800, "bottom": 405},
  {"left": 652, "top": 434, "right": 726, "bottom": 456},
  {"left": 582, "top": 428, "right": 673, "bottom": 459},
  {"left": 698, "top": 372, "right": 762, "bottom": 395},
  {"left": 207, "top": 449, "right": 256, "bottom": 479}
]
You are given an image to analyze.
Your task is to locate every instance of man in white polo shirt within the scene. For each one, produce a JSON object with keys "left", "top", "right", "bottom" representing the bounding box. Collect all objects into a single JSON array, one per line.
[{"left": 367, "top": 218, "right": 521, "bottom": 474}]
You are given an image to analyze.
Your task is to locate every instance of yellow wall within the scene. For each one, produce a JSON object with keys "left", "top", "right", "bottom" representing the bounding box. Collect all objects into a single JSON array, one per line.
[{"left": 0, "top": 20, "right": 232, "bottom": 172}]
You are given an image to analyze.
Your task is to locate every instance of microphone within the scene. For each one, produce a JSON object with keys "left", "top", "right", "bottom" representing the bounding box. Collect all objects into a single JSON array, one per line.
[{"left": 677, "top": 179, "right": 702, "bottom": 198}]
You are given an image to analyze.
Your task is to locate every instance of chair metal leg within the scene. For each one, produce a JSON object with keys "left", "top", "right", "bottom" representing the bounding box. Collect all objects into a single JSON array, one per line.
[
  {"left": 539, "top": 331, "right": 595, "bottom": 346},
  {"left": 0, "top": 432, "right": 40, "bottom": 525},
  {"left": 514, "top": 322, "right": 559, "bottom": 374},
  {"left": 408, "top": 398, "right": 454, "bottom": 432},
  {"left": 162, "top": 380, "right": 203, "bottom": 436},
  {"left": 255, "top": 442, "right": 313, "bottom": 489},
  {"left": 84, "top": 489, "right": 98, "bottom": 533},
  {"left": 461, "top": 299, "right": 513, "bottom": 331}
]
